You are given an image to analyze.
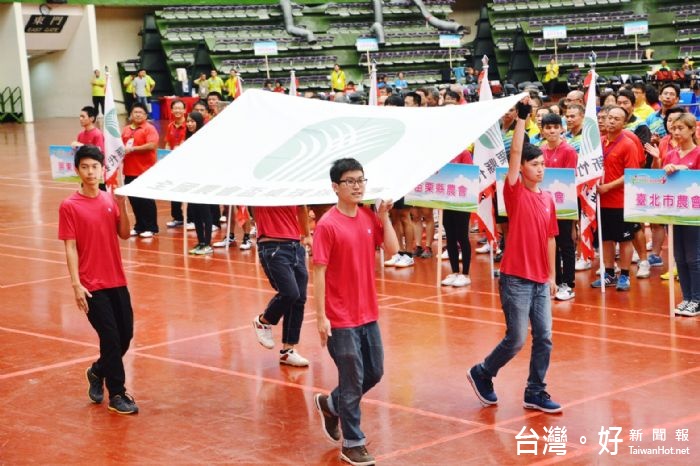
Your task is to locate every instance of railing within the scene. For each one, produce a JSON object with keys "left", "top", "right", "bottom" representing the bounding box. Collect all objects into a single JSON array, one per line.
[{"left": 0, "top": 87, "right": 23, "bottom": 123}]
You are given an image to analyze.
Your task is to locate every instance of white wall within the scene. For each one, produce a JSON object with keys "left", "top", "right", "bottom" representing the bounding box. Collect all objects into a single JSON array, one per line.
[
  {"left": 96, "top": 7, "right": 152, "bottom": 114},
  {"left": 0, "top": 3, "right": 33, "bottom": 122},
  {"left": 28, "top": 4, "right": 96, "bottom": 119}
]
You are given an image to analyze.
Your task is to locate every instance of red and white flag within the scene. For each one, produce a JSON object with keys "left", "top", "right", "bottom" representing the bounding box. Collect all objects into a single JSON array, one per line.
[
  {"left": 103, "top": 73, "right": 125, "bottom": 188},
  {"left": 472, "top": 61, "right": 507, "bottom": 242},
  {"left": 576, "top": 70, "right": 605, "bottom": 259}
]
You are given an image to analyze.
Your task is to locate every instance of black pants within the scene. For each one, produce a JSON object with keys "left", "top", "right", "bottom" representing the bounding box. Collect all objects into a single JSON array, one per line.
[
  {"left": 555, "top": 219, "right": 576, "bottom": 288},
  {"left": 86, "top": 287, "right": 133, "bottom": 398},
  {"left": 170, "top": 202, "right": 194, "bottom": 222},
  {"left": 124, "top": 176, "right": 158, "bottom": 233},
  {"left": 190, "top": 203, "right": 213, "bottom": 245},
  {"left": 443, "top": 210, "right": 472, "bottom": 274},
  {"left": 92, "top": 96, "right": 105, "bottom": 115}
]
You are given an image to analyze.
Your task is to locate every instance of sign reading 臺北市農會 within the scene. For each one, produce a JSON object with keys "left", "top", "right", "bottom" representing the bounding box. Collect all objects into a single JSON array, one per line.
[
  {"left": 624, "top": 169, "right": 700, "bottom": 226},
  {"left": 405, "top": 164, "right": 479, "bottom": 212},
  {"left": 495, "top": 167, "right": 578, "bottom": 220}
]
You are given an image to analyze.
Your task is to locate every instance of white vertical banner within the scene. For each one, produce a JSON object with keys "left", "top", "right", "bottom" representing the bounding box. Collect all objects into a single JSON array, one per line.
[
  {"left": 368, "top": 63, "right": 378, "bottom": 106},
  {"left": 289, "top": 69, "right": 297, "bottom": 97},
  {"left": 103, "top": 72, "right": 125, "bottom": 186}
]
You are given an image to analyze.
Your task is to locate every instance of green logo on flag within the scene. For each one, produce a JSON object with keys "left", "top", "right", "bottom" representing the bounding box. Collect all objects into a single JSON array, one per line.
[
  {"left": 581, "top": 116, "right": 600, "bottom": 154},
  {"left": 477, "top": 124, "right": 502, "bottom": 150},
  {"left": 253, "top": 117, "right": 405, "bottom": 181},
  {"left": 105, "top": 109, "right": 121, "bottom": 139}
]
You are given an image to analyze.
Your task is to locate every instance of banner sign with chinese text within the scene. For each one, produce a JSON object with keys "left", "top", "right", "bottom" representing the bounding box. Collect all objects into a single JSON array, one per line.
[
  {"left": 405, "top": 164, "right": 479, "bottom": 212},
  {"left": 49, "top": 145, "right": 79, "bottom": 183},
  {"left": 624, "top": 169, "right": 700, "bottom": 226},
  {"left": 439, "top": 34, "right": 461, "bottom": 48},
  {"left": 496, "top": 167, "right": 578, "bottom": 219},
  {"left": 254, "top": 41, "right": 279, "bottom": 56},
  {"left": 543, "top": 26, "right": 567, "bottom": 40}
]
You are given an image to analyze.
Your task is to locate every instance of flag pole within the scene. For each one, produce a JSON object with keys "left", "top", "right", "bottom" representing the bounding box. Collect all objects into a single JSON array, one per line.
[
  {"left": 437, "top": 209, "right": 443, "bottom": 289},
  {"left": 668, "top": 226, "right": 675, "bottom": 317},
  {"left": 489, "top": 239, "right": 495, "bottom": 279},
  {"left": 183, "top": 203, "right": 188, "bottom": 256},
  {"left": 226, "top": 205, "right": 233, "bottom": 250},
  {"left": 595, "top": 191, "right": 605, "bottom": 294}
]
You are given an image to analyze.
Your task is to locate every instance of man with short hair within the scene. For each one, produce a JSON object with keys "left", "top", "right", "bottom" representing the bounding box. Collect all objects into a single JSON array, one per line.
[
  {"left": 90, "top": 69, "right": 106, "bottom": 116},
  {"left": 132, "top": 69, "right": 153, "bottom": 109},
  {"left": 165, "top": 99, "right": 190, "bottom": 229},
  {"left": 632, "top": 82, "right": 654, "bottom": 120},
  {"left": 564, "top": 104, "right": 585, "bottom": 153},
  {"left": 207, "top": 69, "right": 224, "bottom": 94},
  {"left": 72, "top": 106, "right": 104, "bottom": 153},
  {"left": 646, "top": 83, "right": 681, "bottom": 138},
  {"left": 59, "top": 145, "right": 138, "bottom": 415},
  {"left": 312, "top": 158, "right": 398, "bottom": 466},
  {"left": 403, "top": 92, "right": 421, "bottom": 107},
  {"left": 122, "top": 102, "right": 160, "bottom": 238},
  {"left": 591, "top": 106, "right": 640, "bottom": 291},
  {"left": 224, "top": 69, "right": 241, "bottom": 101}
]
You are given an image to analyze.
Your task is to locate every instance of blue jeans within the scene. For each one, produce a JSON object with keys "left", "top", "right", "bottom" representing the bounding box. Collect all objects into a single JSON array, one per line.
[
  {"left": 326, "top": 322, "right": 383, "bottom": 448},
  {"left": 258, "top": 241, "right": 308, "bottom": 345},
  {"left": 482, "top": 273, "right": 552, "bottom": 394},
  {"left": 673, "top": 225, "right": 700, "bottom": 301}
]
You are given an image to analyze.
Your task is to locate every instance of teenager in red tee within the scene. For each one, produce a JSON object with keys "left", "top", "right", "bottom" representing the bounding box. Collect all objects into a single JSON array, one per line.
[
  {"left": 164, "top": 99, "right": 189, "bottom": 229},
  {"left": 72, "top": 106, "right": 104, "bottom": 153},
  {"left": 312, "top": 158, "right": 399, "bottom": 466},
  {"left": 251, "top": 205, "right": 312, "bottom": 366},
  {"left": 468, "top": 98, "right": 563, "bottom": 414},
  {"left": 58, "top": 145, "right": 138, "bottom": 415}
]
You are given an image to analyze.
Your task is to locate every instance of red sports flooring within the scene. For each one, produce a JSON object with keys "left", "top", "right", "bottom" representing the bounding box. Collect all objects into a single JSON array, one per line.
[{"left": 1, "top": 119, "right": 698, "bottom": 465}]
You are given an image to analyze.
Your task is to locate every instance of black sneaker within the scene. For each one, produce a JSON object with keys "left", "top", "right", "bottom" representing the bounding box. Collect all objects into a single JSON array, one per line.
[
  {"left": 313, "top": 393, "right": 340, "bottom": 443},
  {"left": 108, "top": 393, "right": 139, "bottom": 415},
  {"left": 466, "top": 364, "right": 498, "bottom": 406},
  {"left": 523, "top": 390, "right": 562, "bottom": 414},
  {"left": 340, "top": 445, "right": 375, "bottom": 466},
  {"left": 85, "top": 367, "right": 104, "bottom": 404}
]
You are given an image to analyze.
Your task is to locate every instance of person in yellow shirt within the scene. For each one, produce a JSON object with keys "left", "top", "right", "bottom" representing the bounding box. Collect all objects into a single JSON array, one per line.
[
  {"left": 224, "top": 69, "right": 240, "bottom": 101},
  {"left": 207, "top": 70, "right": 224, "bottom": 94},
  {"left": 543, "top": 58, "right": 559, "bottom": 97},
  {"left": 91, "top": 69, "right": 106, "bottom": 116},
  {"left": 632, "top": 82, "right": 654, "bottom": 120},
  {"left": 123, "top": 72, "right": 135, "bottom": 112},
  {"left": 330, "top": 63, "right": 346, "bottom": 93}
]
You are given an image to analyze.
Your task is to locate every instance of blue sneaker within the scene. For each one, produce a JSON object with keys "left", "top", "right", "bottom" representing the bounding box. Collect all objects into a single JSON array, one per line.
[
  {"left": 524, "top": 390, "right": 562, "bottom": 413},
  {"left": 648, "top": 254, "right": 664, "bottom": 267},
  {"left": 467, "top": 364, "right": 497, "bottom": 406},
  {"left": 591, "top": 273, "right": 617, "bottom": 288},
  {"left": 616, "top": 274, "right": 631, "bottom": 291}
]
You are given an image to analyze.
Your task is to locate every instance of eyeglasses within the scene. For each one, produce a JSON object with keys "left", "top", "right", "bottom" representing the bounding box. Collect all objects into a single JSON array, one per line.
[{"left": 338, "top": 178, "right": 368, "bottom": 187}]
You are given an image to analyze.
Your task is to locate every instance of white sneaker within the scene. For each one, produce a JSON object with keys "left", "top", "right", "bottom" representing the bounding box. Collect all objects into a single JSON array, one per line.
[
  {"left": 615, "top": 244, "right": 620, "bottom": 258},
  {"left": 250, "top": 226, "right": 257, "bottom": 237},
  {"left": 219, "top": 215, "right": 227, "bottom": 223},
  {"left": 440, "top": 250, "right": 449, "bottom": 260},
  {"left": 632, "top": 250, "right": 640, "bottom": 263},
  {"left": 384, "top": 253, "right": 400, "bottom": 266},
  {"left": 195, "top": 245, "right": 213, "bottom": 255},
  {"left": 575, "top": 257, "right": 592, "bottom": 271},
  {"left": 139, "top": 231, "right": 154, "bottom": 238},
  {"left": 212, "top": 224, "right": 220, "bottom": 232},
  {"left": 395, "top": 254, "right": 415, "bottom": 268},
  {"left": 441, "top": 273, "right": 458, "bottom": 286},
  {"left": 252, "top": 315, "right": 274, "bottom": 349},
  {"left": 555, "top": 284, "right": 575, "bottom": 301},
  {"left": 185, "top": 222, "right": 195, "bottom": 231},
  {"left": 166, "top": 219, "right": 183, "bottom": 228},
  {"left": 129, "top": 229, "right": 138, "bottom": 237},
  {"left": 636, "top": 260, "right": 651, "bottom": 278},
  {"left": 213, "top": 236, "right": 235, "bottom": 247},
  {"left": 279, "top": 349, "right": 309, "bottom": 367},
  {"left": 239, "top": 239, "right": 253, "bottom": 250},
  {"left": 452, "top": 274, "right": 471, "bottom": 287},
  {"left": 476, "top": 244, "right": 491, "bottom": 254},
  {"left": 646, "top": 240, "right": 652, "bottom": 251}
]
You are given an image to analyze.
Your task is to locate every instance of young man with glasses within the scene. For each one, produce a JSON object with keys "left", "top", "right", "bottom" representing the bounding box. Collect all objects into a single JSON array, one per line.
[{"left": 312, "top": 158, "right": 398, "bottom": 466}]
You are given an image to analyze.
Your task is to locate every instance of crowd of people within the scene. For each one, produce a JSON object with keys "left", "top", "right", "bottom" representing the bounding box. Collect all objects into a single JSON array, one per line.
[{"left": 62, "top": 66, "right": 699, "bottom": 465}]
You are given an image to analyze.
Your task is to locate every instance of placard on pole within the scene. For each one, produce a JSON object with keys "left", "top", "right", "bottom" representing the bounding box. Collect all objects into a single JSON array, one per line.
[
  {"left": 356, "top": 37, "right": 379, "bottom": 76},
  {"left": 623, "top": 20, "right": 648, "bottom": 52},
  {"left": 439, "top": 34, "right": 462, "bottom": 70},
  {"left": 542, "top": 25, "right": 567, "bottom": 63},
  {"left": 254, "top": 40, "right": 279, "bottom": 79}
]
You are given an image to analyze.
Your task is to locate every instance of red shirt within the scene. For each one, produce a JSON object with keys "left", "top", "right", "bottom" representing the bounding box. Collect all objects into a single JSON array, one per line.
[
  {"left": 623, "top": 129, "right": 646, "bottom": 166},
  {"left": 58, "top": 191, "right": 127, "bottom": 292},
  {"left": 312, "top": 206, "right": 383, "bottom": 329},
  {"left": 121, "top": 121, "right": 159, "bottom": 176},
  {"left": 541, "top": 140, "right": 577, "bottom": 168},
  {"left": 451, "top": 149, "right": 473, "bottom": 164},
  {"left": 165, "top": 120, "right": 186, "bottom": 149},
  {"left": 665, "top": 146, "right": 700, "bottom": 169},
  {"left": 77, "top": 127, "right": 104, "bottom": 153},
  {"left": 254, "top": 206, "right": 301, "bottom": 241},
  {"left": 601, "top": 133, "right": 640, "bottom": 208},
  {"left": 500, "top": 178, "right": 558, "bottom": 284}
]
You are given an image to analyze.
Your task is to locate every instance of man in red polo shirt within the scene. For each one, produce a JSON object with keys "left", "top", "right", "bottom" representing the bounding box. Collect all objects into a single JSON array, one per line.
[
  {"left": 591, "top": 106, "right": 640, "bottom": 291},
  {"left": 121, "top": 102, "right": 159, "bottom": 238},
  {"left": 164, "top": 99, "right": 189, "bottom": 229}
]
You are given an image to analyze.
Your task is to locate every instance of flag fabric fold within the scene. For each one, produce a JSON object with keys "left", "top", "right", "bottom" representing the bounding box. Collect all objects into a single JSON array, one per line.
[{"left": 103, "top": 73, "right": 125, "bottom": 188}]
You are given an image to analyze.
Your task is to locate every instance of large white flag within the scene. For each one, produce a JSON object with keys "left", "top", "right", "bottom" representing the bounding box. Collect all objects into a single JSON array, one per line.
[
  {"left": 472, "top": 63, "right": 507, "bottom": 241},
  {"left": 289, "top": 69, "right": 297, "bottom": 97},
  {"left": 368, "top": 64, "right": 378, "bottom": 106},
  {"left": 103, "top": 73, "right": 125, "bottom": 186},
  {"left": 116, "top": 89, "right": 525, "bottom": 206}
]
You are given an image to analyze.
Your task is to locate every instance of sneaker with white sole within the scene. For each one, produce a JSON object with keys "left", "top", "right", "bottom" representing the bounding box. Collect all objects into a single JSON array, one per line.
[
  {"left": 631, "top": 249, "right": 639, "bottom": 263},
  {"left": 139, "top": 231, "right": 154, "bottom": 238},
  {"left": 341, "top": 446, "right": 375, "bottom": 466},
  {"left": 475, "top": 243, "right": 491, "bottom": 254},
  {"left": 239, "top": 239, "right": 253, "bottom": 250},
  {"left": 441, "top": 273, "right": 458, "bottom": 286},
  {"left": 394, "top": 254, "right": 414, "bottom": 268},
  {"left": 166, "top": 219, "right": 183, "bottom": 228},
  {"left": 648, "top": 254, "right": 663, "bottom": 267},
  {"left": 185, "top": 222, "right": 195, "bottom": 231},
  {"left": 219, "top": 215, "right": 227, "bottom": 223},
  {"left": 252, "top": 315, "right": 274, "bottom": 349},
  {"left": 250, "top": 226, "right": 257, "bottom": 237},
  {"left": 212, "top": 225, "right": 220, "bottom": 232},
  {"left": 646, "top": 240, "right": 652, "bottom": 251},
  {"left": 679, "top": 301, "right": 700, "bottom": 317},
  {"left": 213, "top": 235, "right": 235, "bottom": 247},
  {"left": 189, "top": 244, "right": 202, "bottom": 254},
  {"left": 195, "top": 245, "right": 213, "bottom": 255},
  {"left": 674, "top": 300, "right": 690, "bottom": 316},
  {"left": 279, "top": 349, "right": 309, "bottom": 367},
  {"left": 554, "top": 284, "right": 575, "bottom": 301},
  {"left": 575, "top": 257, "right": 592, "bottom": 271},
  {"left": 129, "top": 229, "right": 138, "bottom": 237},
  {"left": 452, "top": 274, "right": 471, "bottom": 287},
  {"left": 636, "top": 260, "right": 651, "bottom": 278},
  {"left": 384, "top": 253, "right": 400, "bottom": 266},
  {"left": 313, "top": 393, "right": 341, "bottom": 443},
  {"left": 440, "top": 249, "right": 449, "bottom": 260}
]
